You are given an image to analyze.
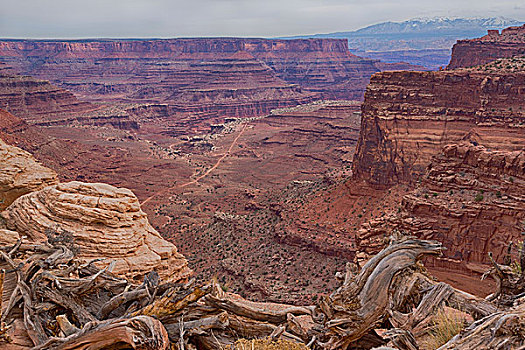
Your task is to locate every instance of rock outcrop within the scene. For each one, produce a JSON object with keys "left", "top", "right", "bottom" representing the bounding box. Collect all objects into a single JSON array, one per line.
[
  {"left": 357, "top": 143, "right": 524, "bottom": 269},
  {"left": 448, "top": 24, "right": 525, "bottom": 69},
  {"left": 0, "top": 63, "right": 139, "bottom": 129},
  {"left": 0, "top": 108, "right": 122, "bottom": 184},
  {"left": 349, "top": 29, "right": 525, "bottom": 278},
  {"left": 0, "top": 138, "right": 57, "bottom": 210},
  {"left": 352, "top": 64, "right": 525, "bottom": 187},
  {"left": 2, "top": 181, "right": 191, "bottom": 282}
]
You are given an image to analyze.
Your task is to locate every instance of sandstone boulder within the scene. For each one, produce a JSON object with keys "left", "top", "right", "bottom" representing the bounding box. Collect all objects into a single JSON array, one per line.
[
  {"left": 0, "top": 139, "right": 58, "bottom": 210},
  {"left": 2, "top": 181, "right": 191, "bottom": 282}
]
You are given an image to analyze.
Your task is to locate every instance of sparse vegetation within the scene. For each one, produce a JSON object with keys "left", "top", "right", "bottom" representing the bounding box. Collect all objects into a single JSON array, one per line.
[
  {"left": 227, "top": 339, "right": 308, "bottom": 350},
  {"left": 474, "top": 192, "right": 484, "bottom": 202},
  {"left": 424, "top": 308, "right": 467, "bottom": 349}
]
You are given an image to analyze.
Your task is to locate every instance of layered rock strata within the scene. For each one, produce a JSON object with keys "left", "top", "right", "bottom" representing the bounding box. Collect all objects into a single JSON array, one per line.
[
  {"left": 0, "top": 138, "right": 57, "bottom": 210},
  {"left": 2, "top": 181, "right": 191, "bottom": 282},
  {"left": 352, "top": 63, "right": 525, "bottom": 187},
  {"left": 0, "top": 62, "right": 92, "bottom": 123},
  {"left": 357, "top": 143, "right": 525, "bottom": 268},
  {"left": 0, "top": 38, "right": 379, "bottom": 122},
  {"left": 350, "top": 30, "right": 525, "bottom": 274},
  {"left": 448, "top": 24, "right": 525, "bottom": 69}
]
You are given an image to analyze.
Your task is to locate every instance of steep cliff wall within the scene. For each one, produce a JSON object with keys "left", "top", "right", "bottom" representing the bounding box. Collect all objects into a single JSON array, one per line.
[
  {"left": 350, "top": 30, "right": 525, "bottom": 270},
  {"left": 357, "top": 143, "right": 525, "bottom": 269},
  {"left": 448, "top": 24, "right": 525, "bottom": 69},
  {"left": 0, "top": 38, "right": 378, "bottom": 110},
  {"left": 352, "top": 64, "right": 525, "bottom": 187},
  {"left": 0, "top": 108, "right": 110, "bottom": 179}
]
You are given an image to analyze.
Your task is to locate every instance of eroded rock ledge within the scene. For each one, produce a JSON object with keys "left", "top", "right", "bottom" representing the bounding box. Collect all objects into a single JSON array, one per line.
[{"left": 0, "top": 139, "right": 57, "bottom": 210}]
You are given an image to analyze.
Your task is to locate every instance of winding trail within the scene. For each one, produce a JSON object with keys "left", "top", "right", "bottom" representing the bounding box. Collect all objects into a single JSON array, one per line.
[{"left": 141, "top": 123, "right": 249, "bottom": 206}]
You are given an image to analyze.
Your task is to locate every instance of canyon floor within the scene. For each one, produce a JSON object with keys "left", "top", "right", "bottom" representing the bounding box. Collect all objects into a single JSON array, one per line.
[{"left": 19, "top": 98, "right": 496, "bottom": 304}]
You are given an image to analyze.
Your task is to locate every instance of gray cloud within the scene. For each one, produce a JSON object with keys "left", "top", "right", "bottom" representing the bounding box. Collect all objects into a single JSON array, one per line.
[{"left": 0, "top": 0, "right": 524, "bottom": 38}]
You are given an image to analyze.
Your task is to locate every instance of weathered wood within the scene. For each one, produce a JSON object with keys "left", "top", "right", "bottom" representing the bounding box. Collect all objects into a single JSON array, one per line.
[
  {"left": 97, "top": 286, "right": 148, "bottom": 319},
  {"left": 32, "top": 316, "right": 170, "bottom": 350},
  {"left": 405, "top": 283, "right": 454, "bottom": 329},
  {"left": 164, "top": 312, "right": 230, "bottom": 342},
  {"left": 323, "top": 239, "right": 443, "bottom": 349},
  {"left": 204, "top": 294, "right": 313, "bottom": 324},
  {"left": 0, "top": 249, "right": 48, "bottom": 345},
  {"left": 133, "top": 285, "right": 209, "bottom": 320},
  {"left": 438, "top": 303, "right": 525, "bottom": 349},
  {"left": 2, "top": 235, "right": 521, "bottom": 350},
  {"left": 38, "top": 286, "right": 97, "bottom": 324},
  {"left": 382, "top": 329, "right": 419, "bottom": 350}
]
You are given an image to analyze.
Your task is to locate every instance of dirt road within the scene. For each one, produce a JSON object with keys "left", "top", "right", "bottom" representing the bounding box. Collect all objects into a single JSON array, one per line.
[{"left": 141, "top": 123, "right": 249, "bottom": 206}]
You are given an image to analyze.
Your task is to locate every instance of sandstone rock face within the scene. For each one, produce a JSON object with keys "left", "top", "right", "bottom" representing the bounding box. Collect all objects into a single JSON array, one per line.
[
  {"left": 448, "top": 24, "right": 525, "bottom": 69},
  {"left": 0, "top": 108, "right": 121, "bottom": 185},
  {"left": 2, "top": 181, "right": 191, "bottom": 282},
  {"left": 0, "top": 107, "right": 26, "bottom": 144},
  {"left": 0, "top": 63, "right": 137, "bottom": 129},
  {"left": 0, "top": 229, "right": 20, "bottom": 245},
  {"left": 357, "top": 143, "right": 525, "bottom": 268},
  {"left": 352, "top": 67, "right": 525, "bottom": 187},
  {"left": 352, "top": 36, "right": 525, "bottom": 272},
  {"left": 0, "top": 138, "right": 57, "bottom": 210}
]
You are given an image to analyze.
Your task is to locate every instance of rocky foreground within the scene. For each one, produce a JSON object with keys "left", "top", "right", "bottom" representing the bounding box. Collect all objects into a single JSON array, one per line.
[{"left": 0, "top": 139, "right": 191, "bottom": 283}]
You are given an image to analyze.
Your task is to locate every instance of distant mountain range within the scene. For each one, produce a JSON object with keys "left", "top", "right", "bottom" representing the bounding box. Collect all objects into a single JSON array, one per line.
[
  {"left": 329, "top": 17, "right": 521, "bottom": 37},
  {"left": 283, "top": 17, "right": 524, "bottom": 70}
]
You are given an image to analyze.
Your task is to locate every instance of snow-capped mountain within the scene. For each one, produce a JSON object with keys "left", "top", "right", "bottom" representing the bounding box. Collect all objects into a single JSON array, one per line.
[
  {"left": 349, "top": 17, "right": 521, "bottom": 36},
  {"left": 282, "top": 17, "right": 523, "bottom": 70}
]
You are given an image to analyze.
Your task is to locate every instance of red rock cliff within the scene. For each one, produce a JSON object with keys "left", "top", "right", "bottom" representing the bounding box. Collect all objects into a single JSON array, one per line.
[
  {"left": 0, "top": 38, "right": 378, "bottom": 107},
  {"left": 0, "top": 62, "right": 92, "bottom": 123},
  {"left": 352, "top": 63, "right": 525, "bottom": 187},
  {"left": 448, "top": 24, "right": 525, "bottom": 69},
  {"left": 357, "top": 142, "right": 524, "bottom": 269}
]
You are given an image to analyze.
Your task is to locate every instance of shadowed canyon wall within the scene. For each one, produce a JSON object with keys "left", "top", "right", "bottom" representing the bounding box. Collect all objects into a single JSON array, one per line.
[{"left": 352, "top": 67, "right": 525, "bottom": 187}]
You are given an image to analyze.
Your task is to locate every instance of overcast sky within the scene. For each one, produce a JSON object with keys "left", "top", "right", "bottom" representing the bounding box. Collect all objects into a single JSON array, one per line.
[{"left": 1, "top": 0, "right": 524, "bottom": 38}]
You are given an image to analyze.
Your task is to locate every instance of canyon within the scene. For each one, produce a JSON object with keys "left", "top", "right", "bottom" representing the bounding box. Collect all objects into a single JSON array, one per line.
[
  {"left": 286, "top": 17, "right": 523, "bottom": 70},
  {"left": 343, "top": 29, "right": 525, "bottom": 285},
  {"left": 244, "top": 26, "right": 525, "bottom": 297},
  {"left": 0, "top": 18, "right": 524, "bottom": 350},
  {"left": 0, "top": 38, "right": 382, "bottom": 132},
  {"left": 0, "top": 136, "right": 523, "bottom": 349},
  {"left": 0, "top": 25, "right": 523, "bottom": 307},
  {"left": 352, "top": 64, "right": 525, "bottom": 187},
  {"left": 0, "top": 62, "right": 92, "bottom": 123}
]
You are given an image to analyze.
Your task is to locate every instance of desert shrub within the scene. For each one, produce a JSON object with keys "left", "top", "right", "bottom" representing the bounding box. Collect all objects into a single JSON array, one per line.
[
  {"left": 227, "top": 338, "right": 308, "bottom": 350},
  {"left": 424, "top": 309, "right": 466, "bottom": 349},
  {"left": 474, "top": 192, "right": 484, "bottom": 202}
]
